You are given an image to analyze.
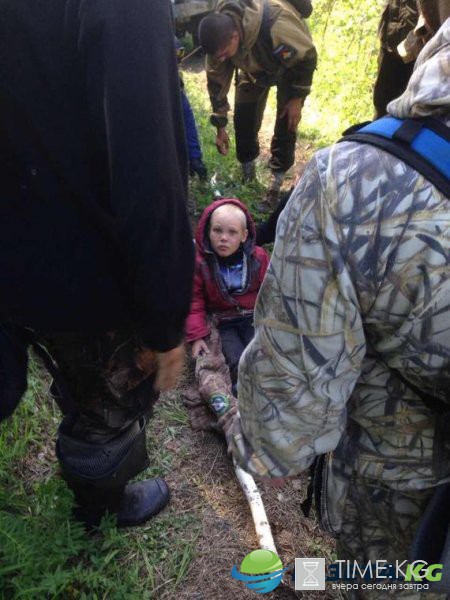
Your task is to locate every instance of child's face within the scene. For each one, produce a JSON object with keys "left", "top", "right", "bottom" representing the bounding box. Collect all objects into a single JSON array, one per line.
[{"left": 209, "top": 209, "right": 248, "bottom": 258}]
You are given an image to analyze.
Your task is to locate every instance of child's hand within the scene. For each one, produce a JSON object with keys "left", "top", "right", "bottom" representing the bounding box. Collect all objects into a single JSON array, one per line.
[{"left": 192, "top": 338, "right": 209, "bottom": 358}]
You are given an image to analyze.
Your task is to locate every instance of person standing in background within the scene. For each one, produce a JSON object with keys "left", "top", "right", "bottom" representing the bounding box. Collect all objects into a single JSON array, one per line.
[
  {"left": 199, "top": 0, "right": 316, "bottom": 208},
  {"left": 373, "top": 0, "right": 429, "bottom": 118}
]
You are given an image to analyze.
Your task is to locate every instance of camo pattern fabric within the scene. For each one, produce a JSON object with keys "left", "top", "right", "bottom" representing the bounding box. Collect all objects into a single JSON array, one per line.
[
  {"left": 41, "top": 330, "right": 159, "bottom": 442},
  {"left": 182, "top": 322, "right": 235, "bottom": 432},
  {"left": 388, "top": 16, "right": 450, "bottom": 118},
  {"left": 230, "top": 20, "right": 450, "bottom": 493},
  {"left": 338, "top": 474, "right": 445, "bottom": 600},
  {"left": 378, "top": 0, "right": 419, "bottom": 51}
]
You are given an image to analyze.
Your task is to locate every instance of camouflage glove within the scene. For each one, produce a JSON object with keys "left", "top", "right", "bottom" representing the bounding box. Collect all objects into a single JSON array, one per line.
[{"left": 189, "top": 158, "right": 207, "bottom": 181}]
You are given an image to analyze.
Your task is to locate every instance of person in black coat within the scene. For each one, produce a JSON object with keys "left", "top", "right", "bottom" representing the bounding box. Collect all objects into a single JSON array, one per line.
[{"left": 0, "top": 0, "right": 195, "bottom": 527}]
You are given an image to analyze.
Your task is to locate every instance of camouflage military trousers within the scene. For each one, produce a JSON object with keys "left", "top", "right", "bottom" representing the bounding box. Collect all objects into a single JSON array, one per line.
[
  {"left": 337, "top": 474, "right": 445, "bottom": 600},
  {"left": 182, "top": 323, "right": 235, "bottom": 432},
  {"left": 40, "top": 330, "right": 159, "bottom": 443}
]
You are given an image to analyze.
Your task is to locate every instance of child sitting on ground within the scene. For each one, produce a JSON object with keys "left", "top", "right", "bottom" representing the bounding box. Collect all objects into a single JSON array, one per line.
[{"left": 184, "top": 198, "right": 269, "bottom": 428}]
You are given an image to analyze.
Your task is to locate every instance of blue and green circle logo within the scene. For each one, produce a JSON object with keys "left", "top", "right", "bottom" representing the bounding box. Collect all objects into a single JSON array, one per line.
[{"left": 231, "top": 549, "right": 287, "bottom": 594}]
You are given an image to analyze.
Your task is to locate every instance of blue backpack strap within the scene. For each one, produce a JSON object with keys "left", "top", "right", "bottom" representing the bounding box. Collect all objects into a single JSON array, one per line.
[{"left": 340, "top": 116, "right": 450, "bottom": 198}]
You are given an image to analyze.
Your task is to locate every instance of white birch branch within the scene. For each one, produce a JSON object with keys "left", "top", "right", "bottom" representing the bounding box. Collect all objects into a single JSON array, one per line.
[{"left": 233, "top": 458, "right": 277, "bottom": 555}]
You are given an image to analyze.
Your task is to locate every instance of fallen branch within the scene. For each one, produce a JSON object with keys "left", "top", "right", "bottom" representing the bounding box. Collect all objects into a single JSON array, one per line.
[{"left": 233, "top": 459, "right": 277, "bottom": 554}]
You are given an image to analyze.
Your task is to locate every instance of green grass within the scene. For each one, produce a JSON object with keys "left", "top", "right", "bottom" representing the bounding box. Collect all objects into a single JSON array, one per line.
[
  {"left": 0, "top": 500, "right": 199, "bottom": 599},
  {"left": 0, "top": 360, "right": 200, "bottom": 600}
]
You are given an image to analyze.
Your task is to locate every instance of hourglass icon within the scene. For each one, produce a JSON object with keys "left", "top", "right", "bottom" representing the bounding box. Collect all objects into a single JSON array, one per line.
[
  {"left": 302, "top": 561, "right": 320, "bottom": 587},
  {"left": 295, "top": 557, "right": 326, "bottom": 591}
]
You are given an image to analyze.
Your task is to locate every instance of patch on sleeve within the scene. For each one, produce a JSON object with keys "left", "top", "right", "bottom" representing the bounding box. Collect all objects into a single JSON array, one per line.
[{"left": 273, "top": 44, "right": 297, "bottom": 63}]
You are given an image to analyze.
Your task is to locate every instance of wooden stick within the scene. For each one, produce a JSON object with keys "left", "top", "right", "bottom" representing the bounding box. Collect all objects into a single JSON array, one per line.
[{"left": 233, "top": 459, "right": 277, "bottom": 554}]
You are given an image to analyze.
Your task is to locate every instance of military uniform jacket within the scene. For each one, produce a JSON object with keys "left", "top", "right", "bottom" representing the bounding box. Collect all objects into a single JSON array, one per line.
[
  {"left": 231, "top": 21, "right": 450, "bottom": 505},
  {"left": 378, "top": 0, "right": 419, "bottom": 51},
  {"left": 206, "top": 0, "right": 317, "bottom": 127}
]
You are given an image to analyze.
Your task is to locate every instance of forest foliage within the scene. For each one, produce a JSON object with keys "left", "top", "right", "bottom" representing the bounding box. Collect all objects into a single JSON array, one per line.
[{"left": 303, "top": 0, "right": 383, "bottom": 144}]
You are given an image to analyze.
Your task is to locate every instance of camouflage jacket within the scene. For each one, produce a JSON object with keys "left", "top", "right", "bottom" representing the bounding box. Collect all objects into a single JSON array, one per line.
[
  {"left": 378, "top": 0, "right": 419, "bottom": 51},
  {"left": 231, "top": 21, "right": 450, "bottom": 496},
  {"left": 206, "top": 0, "right": 317, "bottom": 127}
]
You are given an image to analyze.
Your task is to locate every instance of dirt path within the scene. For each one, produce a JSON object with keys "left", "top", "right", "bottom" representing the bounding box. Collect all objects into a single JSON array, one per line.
[{"left": 150, "top": 381, "right": 337, "bottom": 599}]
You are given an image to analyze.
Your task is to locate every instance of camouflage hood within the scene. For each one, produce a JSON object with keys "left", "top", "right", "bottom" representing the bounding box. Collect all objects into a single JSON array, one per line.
[
  {"left": 216, "top": 0, "right": 264, "bottom": 50},
  {"left": 389, "top": 17, "right": 450, "bottom": 122}
]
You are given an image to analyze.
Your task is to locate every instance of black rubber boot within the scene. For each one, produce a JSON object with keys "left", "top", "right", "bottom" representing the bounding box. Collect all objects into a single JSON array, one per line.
[
  {"left": 116, "top": 478, "right": 170, "bottom": 527},
  {"left": 73, "top": 477, "right": 170, "bottom": 528},
  {"left": 56, "top": 415, "right": 169, "bottom": 528}
]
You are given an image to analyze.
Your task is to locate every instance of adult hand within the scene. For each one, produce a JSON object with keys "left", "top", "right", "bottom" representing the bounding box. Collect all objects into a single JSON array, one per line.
[
  {"left": 280, "top": 98, "right": 303, "bottom": 132},
  {"left": 155, "top": 344, "right": 185, "bottom": 391},
  {"left": 215, "top": 127, "right": 229, "bottom": 155},
  {"left": 220, "top": 405, "right": 239, "bottom": 456},
  {"left": 191, "top": 338, "right": 209, "bottom": 358}
]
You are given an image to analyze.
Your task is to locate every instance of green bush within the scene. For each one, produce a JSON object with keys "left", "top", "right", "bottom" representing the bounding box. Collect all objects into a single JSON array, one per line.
[
  {"left": 0, "top": 362, "right": 199, "bottom": 599},
  {"left": 302, "top": 0, "right": 382, "bottom": 145}
]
